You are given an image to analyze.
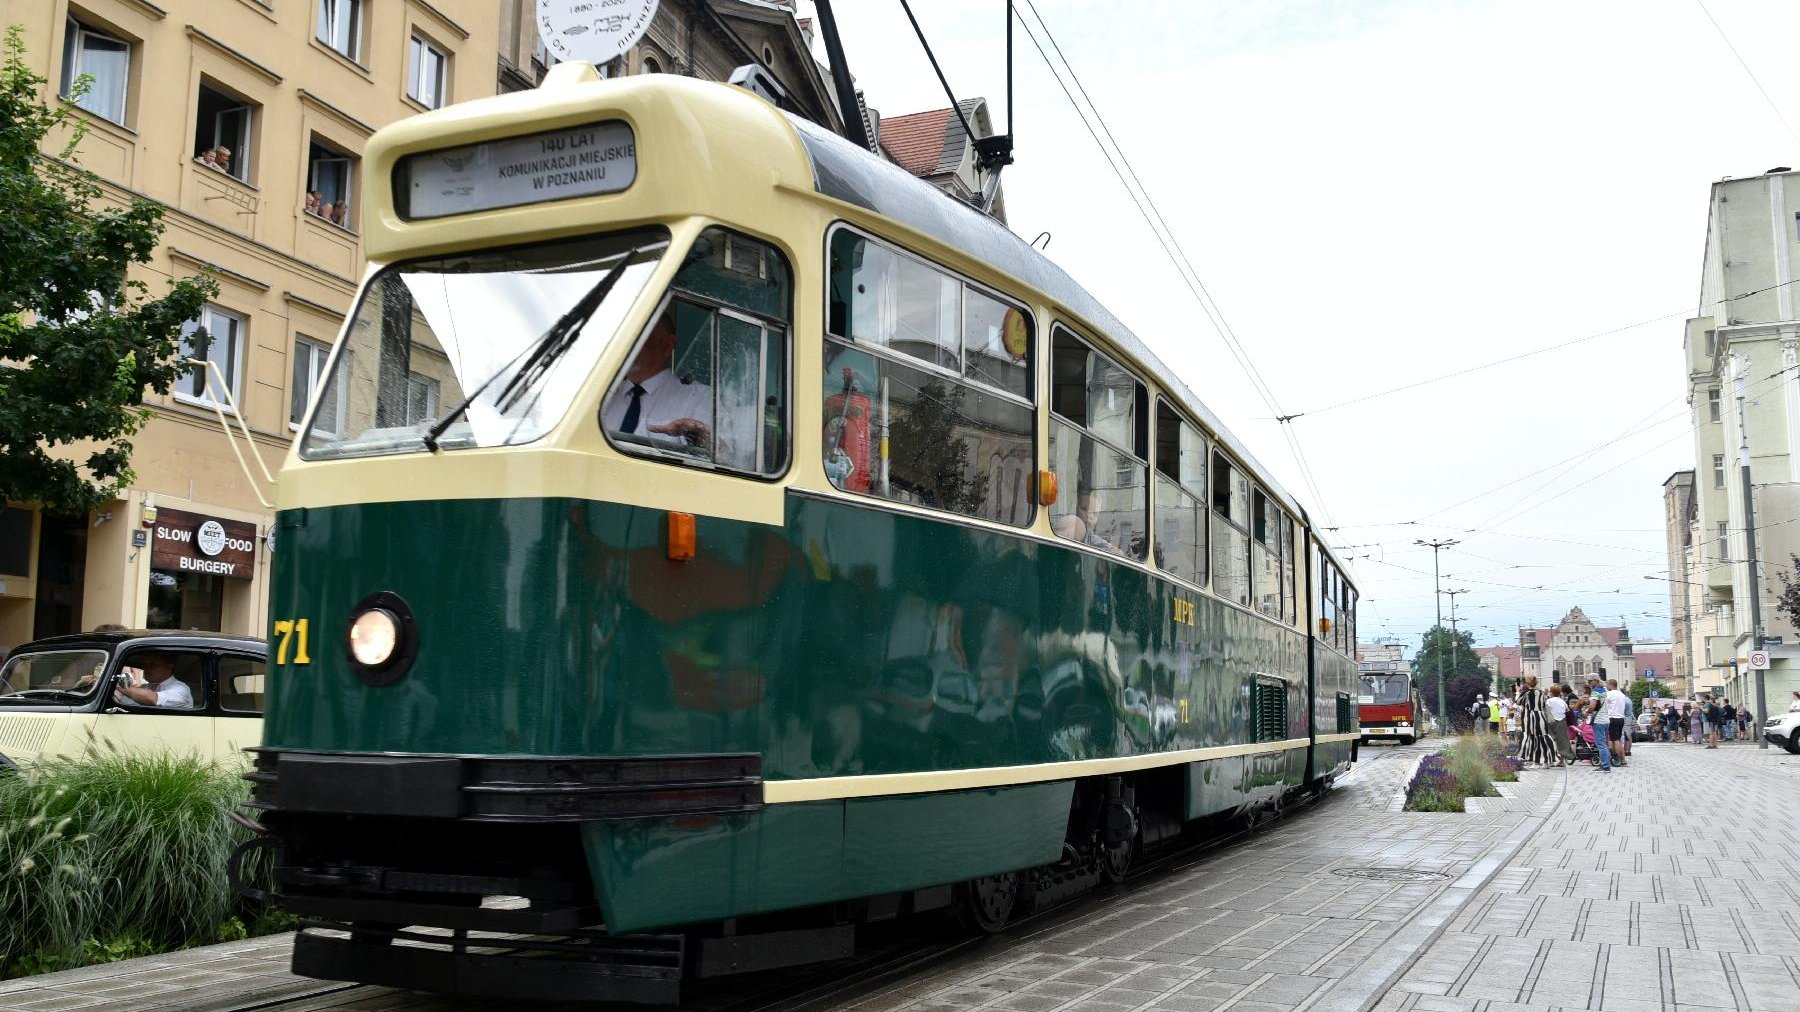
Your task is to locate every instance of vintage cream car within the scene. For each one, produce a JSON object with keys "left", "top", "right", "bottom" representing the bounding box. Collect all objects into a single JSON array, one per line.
[{"left": 0, "top": 630, "right": 264, "bottom": 766}]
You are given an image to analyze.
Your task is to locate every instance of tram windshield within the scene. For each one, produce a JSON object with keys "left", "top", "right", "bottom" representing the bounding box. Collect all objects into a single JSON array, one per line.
[
  {"left": 299, "top": 228, "right": 669, "bottom": 459},
  {"left": 1360, "top": 673, "right": 1410, "bottom": 705}
]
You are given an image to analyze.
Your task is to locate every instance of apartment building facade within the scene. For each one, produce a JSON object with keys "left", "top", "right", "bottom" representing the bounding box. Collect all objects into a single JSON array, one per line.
[
  {"left": 0, "top": 0, "right": 497, "bottom": 647},
  {"left": 1672, "top": 168, "right": 1800, "bottom": 718}
]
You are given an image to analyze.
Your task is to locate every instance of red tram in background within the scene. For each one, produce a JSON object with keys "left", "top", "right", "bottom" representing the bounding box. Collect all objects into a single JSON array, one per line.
[{"left": 1358, "top": 671, "right": 1432, "bottom": 745}]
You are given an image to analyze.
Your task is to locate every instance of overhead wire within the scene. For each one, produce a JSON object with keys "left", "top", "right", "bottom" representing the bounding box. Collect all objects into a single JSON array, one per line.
[
  {"left": 1691, "top": 0, "right": 1800, "bottom": 151},
  {"left": 1283, "top": 278, "right": 1800, "bottom": 420},
  {"left": 1011, "top": 1, "right": 1344, "bottom": 536}
]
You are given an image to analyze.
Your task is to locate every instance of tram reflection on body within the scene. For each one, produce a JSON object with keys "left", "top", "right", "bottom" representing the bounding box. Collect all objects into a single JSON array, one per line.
[{"left": 236, "top": 64, "right": 1363, "bottom": 1003}]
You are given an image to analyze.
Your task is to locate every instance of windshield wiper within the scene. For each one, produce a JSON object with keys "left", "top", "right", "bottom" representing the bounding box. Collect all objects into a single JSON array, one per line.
[{"left": 421, "top": 248, "right": 641, "bottom": 452}]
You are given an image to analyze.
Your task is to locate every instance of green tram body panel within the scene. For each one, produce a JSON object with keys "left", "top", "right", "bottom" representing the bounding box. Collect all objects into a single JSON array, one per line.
[{"left": 267, "top": 492, "right": 1320, "bottom": 931}]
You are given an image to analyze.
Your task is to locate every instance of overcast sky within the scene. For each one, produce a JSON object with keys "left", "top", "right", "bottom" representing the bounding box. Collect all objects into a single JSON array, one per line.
[{"left": 802, "top": 0, "right": 1800, "bottom": 653}]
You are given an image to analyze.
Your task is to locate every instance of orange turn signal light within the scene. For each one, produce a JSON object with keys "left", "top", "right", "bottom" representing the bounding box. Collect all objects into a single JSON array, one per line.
[
  {"left": 667, "top": 511, "right": 696, "bottom": 561},
  {"left": 1036, "top": 469, "right": 1058, "bottom": 506}
]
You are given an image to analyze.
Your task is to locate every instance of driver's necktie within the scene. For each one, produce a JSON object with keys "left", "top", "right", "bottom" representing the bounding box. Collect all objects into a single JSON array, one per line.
[{"left": 621, "top": 383, "right": 645, "bottom": 433}]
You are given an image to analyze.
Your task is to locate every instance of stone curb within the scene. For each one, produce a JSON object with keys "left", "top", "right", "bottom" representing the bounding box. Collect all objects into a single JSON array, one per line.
[
  {"left": 0, "top": 932, "right": 292, "bottom": 995},
  {"left": 1304, "top": 763, "right": 1569, "bottom": 1012}
]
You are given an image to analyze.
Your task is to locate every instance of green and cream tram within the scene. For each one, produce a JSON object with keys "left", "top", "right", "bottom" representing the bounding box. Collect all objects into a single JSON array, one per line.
[{"left": 246, "top": 63, "right": 1362, "bottom": 1002}]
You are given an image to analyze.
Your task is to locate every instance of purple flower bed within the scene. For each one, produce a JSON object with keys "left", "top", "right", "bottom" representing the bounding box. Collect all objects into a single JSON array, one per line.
[{"left": 1404, "top": 754, "right": 1462, "bottom": 812}]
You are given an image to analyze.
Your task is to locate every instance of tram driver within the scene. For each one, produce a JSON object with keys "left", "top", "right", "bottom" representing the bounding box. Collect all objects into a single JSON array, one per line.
[{"left": 603, "top": 309, "right": 716, "bottom": 455}]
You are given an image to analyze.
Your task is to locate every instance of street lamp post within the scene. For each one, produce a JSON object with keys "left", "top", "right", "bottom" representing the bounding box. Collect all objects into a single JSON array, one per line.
[{"left": 1416, "top": 539, "right": 1459, "bottom": 730}]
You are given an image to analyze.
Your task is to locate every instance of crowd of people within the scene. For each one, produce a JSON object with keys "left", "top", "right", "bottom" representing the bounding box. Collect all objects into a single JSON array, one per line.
[{"left": 1464, "top": 674, "right": 1792, "bottom": 772}]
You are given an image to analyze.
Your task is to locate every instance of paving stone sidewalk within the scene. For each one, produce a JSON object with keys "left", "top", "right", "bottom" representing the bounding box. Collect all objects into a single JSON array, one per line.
[
  {"left": 1373, "top": 741, "right": 1800, "bottom": 1012},
  {"left": 835, "top": 741, "right": 1559, "bottom": 1012}
]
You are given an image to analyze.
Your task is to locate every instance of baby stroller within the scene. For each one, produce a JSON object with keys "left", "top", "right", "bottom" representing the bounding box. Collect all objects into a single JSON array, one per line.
[{"left": 1570, "top": 721, "right": 1597, "bottom": 760}]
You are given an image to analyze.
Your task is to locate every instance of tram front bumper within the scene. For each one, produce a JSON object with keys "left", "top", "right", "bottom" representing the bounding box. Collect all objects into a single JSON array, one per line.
[{"left": 244, "top": 748, "right": 762, "bottom": 821}]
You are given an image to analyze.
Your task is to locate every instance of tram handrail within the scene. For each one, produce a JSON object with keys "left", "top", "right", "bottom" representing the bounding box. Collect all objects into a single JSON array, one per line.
[{"left": 185, "top": 357, "right": 277, "bottom": 509}]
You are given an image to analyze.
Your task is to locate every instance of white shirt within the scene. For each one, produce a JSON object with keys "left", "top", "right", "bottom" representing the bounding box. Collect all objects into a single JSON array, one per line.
[
  {"left": 1546, "top": 696, "right": 1568, "bottom": 721},
  {"left": 119, "top": 676, "right": 194, "bottom": 709},
  {"left": 1604, "top": 688, "right": 1628, "bottom": 720},
  {"left": 600, "top": 369, "right": 712, "bottom": 442}
]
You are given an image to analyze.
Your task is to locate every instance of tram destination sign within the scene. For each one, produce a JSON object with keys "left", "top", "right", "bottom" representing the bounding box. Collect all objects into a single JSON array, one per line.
[{"left": 399, "top": 121, "right": 637, "bottom": 220}]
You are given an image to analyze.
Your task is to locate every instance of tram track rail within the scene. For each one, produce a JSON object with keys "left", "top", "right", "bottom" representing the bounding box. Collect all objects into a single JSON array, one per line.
[{"left": 187, "top": 768, "right": 1372, "bottom": 1012}]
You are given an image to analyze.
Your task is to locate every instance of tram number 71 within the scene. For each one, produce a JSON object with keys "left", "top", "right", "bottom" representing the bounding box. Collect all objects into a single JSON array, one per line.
[
  {"left": 1172, "top": 598, "right": 1196, "bottom": 627},
  {"left": 272, "top": 619, "right": 313, "bottom": 665}
]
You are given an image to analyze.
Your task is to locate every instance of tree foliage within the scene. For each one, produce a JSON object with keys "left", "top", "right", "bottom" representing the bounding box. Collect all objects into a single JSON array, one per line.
[
  {"left": 0, "top": 26, "right": 215, "bottom": 514},
  {"left": 1414, "top": 626, "right": 1492, "bottom": 729},
  {"left": 1776, "top": 554, "right": 1800, "bottom": 633}
]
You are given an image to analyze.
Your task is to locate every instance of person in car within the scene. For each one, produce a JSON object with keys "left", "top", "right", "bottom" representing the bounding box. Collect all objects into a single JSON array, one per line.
[{"left": 111, "top": 653, "right": 194, "bottom": 709}]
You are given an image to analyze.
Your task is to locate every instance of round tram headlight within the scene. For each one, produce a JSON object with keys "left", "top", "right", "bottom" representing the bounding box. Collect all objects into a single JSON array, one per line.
[
  {"left": 343, "top": 591, "right": 418, "bottom": 686},
  {"left": 349, "top": 609, "right": 399, "bottom": 667}
]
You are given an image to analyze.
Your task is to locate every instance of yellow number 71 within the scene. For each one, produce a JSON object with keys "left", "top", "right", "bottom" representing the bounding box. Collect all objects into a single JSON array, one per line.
[{"left": 272, "top": 618, "right": 312, "bottom": 665}]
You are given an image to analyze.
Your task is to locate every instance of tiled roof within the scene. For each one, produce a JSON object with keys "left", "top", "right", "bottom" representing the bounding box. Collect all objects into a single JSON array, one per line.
[
  {"left": 1474, "top": 646, "right": 1522, "bottom": 679},
  {"left": 879, "top": 108, "right": 952, "bottom": 177},
  {"left": 1633, "top": 651, "right": 1673, "bottom": 679}
]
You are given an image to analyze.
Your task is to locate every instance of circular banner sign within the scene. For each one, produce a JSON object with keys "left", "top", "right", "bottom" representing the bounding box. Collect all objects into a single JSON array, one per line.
[
  {"left": 537, "top": 0, "right": 659, "bottom": 66},
  {"left": 196, "top": 520, "right": 228, "bottom": 557}
]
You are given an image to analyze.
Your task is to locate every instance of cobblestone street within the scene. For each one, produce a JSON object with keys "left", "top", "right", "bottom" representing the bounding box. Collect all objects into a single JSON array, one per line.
[{"left": 1, "top": 741, "right": 1793, "bottom": 1012}]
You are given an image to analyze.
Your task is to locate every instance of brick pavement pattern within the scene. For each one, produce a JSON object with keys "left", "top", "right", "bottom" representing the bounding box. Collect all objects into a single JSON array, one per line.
[{"left": 1373, "top": 742, "right": 1800, "bottom": 1012}]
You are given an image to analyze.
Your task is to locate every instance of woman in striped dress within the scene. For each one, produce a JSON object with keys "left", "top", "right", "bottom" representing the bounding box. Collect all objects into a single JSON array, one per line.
[{"left": 1516, "top": 676, "right": 1556, "bottom": 767}]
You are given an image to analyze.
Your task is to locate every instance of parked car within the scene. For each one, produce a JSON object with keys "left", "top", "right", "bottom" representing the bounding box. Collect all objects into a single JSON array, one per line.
[
  {"left": 0, "top": 630, "right": 264, "bottom": 766},
  {"left": 1764, "top": 711, "right": 1800, "bottom": 755},
  {"left": 1634, "top": 710, "right": 1659, "bottom": 741}
]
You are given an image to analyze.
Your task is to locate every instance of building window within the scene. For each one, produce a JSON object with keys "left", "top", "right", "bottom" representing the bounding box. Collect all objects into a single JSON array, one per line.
[
  {"left": 408, "top": 34, "right": 448, "bottom": 109},
  {"left": 1717, "top": 521, "right": 1728, "bottom": 562},
  {"left": 1705, "top": 330, "right": 1716, "bottom": 356},
  {"left": 404, "top": 374, "right": 439, "bottom": 426},
  {"left": 177, "top": 305, "right": 245, "bottom": 407},
  {"left": 60, "top": 16, "right": 130, "bottom": 125},
  {"left": 305, "top": 139, "right": 355, "bottom": 229},
  {"left": 1708, "top": 387, "right": 1721, "bottom": 423},
  {"left": 1713, "top": 453, "right": 1725, "bottom": 488},
  {"left": 193, "top": 81, "right": 253, "bottom": 182},
  {"left": 641, "top": 54, "right": 661, "bottom": 74},
  {"left": 291, "top": 337, "right": 344, "bottom": 434},
  {"left": 316, "top": 0, "right": 363, "bottom": 60}
]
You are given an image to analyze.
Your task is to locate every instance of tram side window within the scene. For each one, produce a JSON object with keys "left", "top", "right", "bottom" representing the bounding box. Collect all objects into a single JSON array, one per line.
[
  {"left": 1153, "top": 400, "right": 1206, "bottom": 585},
  {"left": 1343, "top": 583, "right": 1357, "bottom": 652},
  {"left": 1250, "top": 488, "right": 1283, "bottom": 620},
  {"left": 1280, "top": 514, "right": 1297, "bottom": 625},
  {"left": 824, "top": 227, "right": 1034, "bottom": 524},
  {"left": 1210, "top": 453, "right": 1250, "bottom": 606},
  {"left": 1318, "top": 549, "right": 1337, "bottom": 641},
  {"left": 1048, "top": 329, "right": 1147, "bottom": 560}
]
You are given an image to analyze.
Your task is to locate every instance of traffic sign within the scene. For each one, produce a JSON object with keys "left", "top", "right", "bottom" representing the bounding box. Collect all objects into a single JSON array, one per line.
[{"left": 1749, "top": 649, "right": 1770, "bottom": 670}]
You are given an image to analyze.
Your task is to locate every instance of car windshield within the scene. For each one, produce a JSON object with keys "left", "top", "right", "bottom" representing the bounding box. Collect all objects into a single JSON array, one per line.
[
  {"left": 0, "top": 650, "right": 109, "bottom": 702},
  {"left": 299, "top": 227, "right": 669, "bottom": 459},
  {"left": 1361, "top": 674, "right": 1410, "bottom": 704}
]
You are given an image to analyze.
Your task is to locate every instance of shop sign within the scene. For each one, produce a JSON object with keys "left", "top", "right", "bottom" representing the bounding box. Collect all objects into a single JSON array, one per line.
[{"left": 151, "top": 508, "right": 257, "bottom": 580}]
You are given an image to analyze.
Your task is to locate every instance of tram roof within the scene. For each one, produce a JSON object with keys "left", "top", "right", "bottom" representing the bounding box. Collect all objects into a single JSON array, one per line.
[{"left": 786, "top": 115, "right": 1315, "bottom": 529}]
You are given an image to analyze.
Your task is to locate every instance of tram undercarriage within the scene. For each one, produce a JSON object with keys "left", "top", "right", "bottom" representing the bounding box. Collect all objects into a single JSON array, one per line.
[{"left": 237, "top": 760, "right": 1319, "bottom": 1004}]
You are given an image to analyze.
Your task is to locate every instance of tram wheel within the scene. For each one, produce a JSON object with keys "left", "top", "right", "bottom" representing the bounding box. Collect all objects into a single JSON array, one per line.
[
  {"left": 1098, "top": 837, "right": 1134, "bottom": 885},
  {"left": 955, "top": 871, "right": 1021, "bottom": 933}
]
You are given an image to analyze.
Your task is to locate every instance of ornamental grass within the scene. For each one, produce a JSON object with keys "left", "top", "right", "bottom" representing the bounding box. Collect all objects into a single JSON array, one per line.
[
  {"left": 1402, "top": 735, "right": 1524, "bottom": 812},
  {"left": 0, "top": 749, "right": 285, "bottom": 979}
]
